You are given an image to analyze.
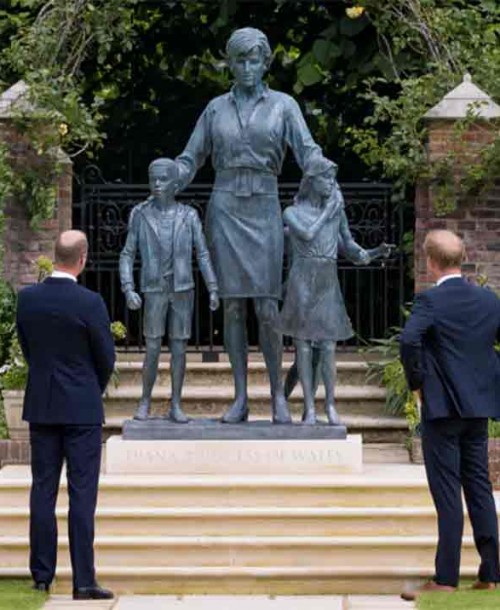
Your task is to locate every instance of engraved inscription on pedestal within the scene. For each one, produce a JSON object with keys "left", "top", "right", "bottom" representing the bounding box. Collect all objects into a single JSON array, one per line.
[{"left": 105, "top": 435, "right": 363, "bottom": 475}]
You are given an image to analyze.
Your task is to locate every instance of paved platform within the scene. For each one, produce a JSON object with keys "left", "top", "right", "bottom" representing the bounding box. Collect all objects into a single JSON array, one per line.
[{"left": 42, "top": 595, "right": 414, "bottom": 609}]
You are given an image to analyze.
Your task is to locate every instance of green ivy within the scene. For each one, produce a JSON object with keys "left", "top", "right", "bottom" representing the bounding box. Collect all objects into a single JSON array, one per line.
[{"left": 347, "top": 0, "right": 500, "bottom": 216}]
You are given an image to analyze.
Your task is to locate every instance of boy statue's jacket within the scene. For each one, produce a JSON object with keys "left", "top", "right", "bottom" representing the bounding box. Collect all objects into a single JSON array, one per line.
[{"left": 120, "top": 198, "right": 218, "bottom": 294}]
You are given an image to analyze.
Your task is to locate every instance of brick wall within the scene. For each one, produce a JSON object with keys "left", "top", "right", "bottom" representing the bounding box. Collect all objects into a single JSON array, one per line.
[
  {"left": 414, "top": 120, "right": 500, "bottom": 292},
  {"left": 0, "top": 439, "right": 30, "bottom": 467},
  {"left": 0, "top": 120, "right": 73, "bottom": 290}
]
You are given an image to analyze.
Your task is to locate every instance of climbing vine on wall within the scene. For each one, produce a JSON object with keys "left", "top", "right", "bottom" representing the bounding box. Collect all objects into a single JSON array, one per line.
[{"left": 346, "top": 0, "right": 500, "bottom": 215}]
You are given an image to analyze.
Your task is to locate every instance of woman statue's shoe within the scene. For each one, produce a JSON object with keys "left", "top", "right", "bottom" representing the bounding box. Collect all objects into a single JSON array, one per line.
[
  {"left": 166, "top": 404, "right": 190, "bottom": 423},
  {"left": 272, "top": 394, "right": 292, "bottom": 424},
  {"left": 221, "top": 399, "right": 249, "bottom": 423}
]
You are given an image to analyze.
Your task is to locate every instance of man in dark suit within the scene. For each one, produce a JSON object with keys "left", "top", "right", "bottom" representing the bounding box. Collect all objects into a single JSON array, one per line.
[
  {"left": 400, "top": 229, "right": 500, "bottom": 601},
  {"left": 16, "top": 230, "right": 115, "bottom": 600}
]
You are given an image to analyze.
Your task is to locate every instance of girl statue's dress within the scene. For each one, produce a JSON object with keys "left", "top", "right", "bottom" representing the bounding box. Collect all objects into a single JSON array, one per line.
[{"left": 280, "top": 182, "right": 366, "bottom": 343}]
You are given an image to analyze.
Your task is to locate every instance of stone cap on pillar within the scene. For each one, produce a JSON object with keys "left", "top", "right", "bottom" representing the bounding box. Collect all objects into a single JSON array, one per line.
[
  {"left": 0, "top": 80, "right": 71, "bottom": 165},
  {"left": 0, "top": 80, "right": 35, "bottom": 118},
  {"left": 424, "top": 74, "right": 500, "bottom": 121}
]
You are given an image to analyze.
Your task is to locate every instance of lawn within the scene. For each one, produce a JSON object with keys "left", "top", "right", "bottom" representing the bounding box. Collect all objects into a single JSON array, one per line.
[
  {"left": 418, "top": 589, "right": 500, "bottom": 609},
  {"left": 0, "top": 580, "right": 47, "bottom": 610}
]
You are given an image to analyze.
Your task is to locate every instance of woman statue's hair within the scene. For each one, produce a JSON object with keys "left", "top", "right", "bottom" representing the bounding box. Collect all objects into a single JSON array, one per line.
[{"left": 226, "top": 27, "right": 272, "bottom": 66}]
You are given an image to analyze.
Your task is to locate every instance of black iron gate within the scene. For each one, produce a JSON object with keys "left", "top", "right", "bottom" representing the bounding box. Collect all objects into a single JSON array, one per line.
[{"left": 74, "top": 165, "right": 407, "bottom": 352}]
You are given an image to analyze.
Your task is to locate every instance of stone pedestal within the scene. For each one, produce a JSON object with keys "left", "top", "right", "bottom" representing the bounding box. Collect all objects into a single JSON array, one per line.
[
  {"left": 105, "top": 434, "right": 363, "bottom": 476},
  {"left": 123, "top": 418, "right": 348, "bottom": 440}
]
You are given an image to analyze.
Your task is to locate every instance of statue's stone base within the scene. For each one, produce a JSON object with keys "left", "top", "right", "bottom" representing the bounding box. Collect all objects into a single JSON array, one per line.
[
  {"left": 105, "top": 433, "right": 363, "bottom": 476},
  {"left": 123, "top": 418, "right": 347, "bottom": 441}
]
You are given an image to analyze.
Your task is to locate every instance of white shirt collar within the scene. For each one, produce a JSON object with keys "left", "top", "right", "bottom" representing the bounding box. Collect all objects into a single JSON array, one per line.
[
  {"left": 436, "top": 273, "right": 462, "bottom": 286},
  {"left": 51, "top": 270, "right": 77, "bottom": 282}
]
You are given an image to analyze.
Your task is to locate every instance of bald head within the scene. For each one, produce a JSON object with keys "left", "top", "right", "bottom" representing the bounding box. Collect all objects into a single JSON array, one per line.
[
  {"left": 424, "top": 230, "right": 464, "bottom": 273},
  {"left": 54, "top": 230, "right": 88, "bottom": 273}
]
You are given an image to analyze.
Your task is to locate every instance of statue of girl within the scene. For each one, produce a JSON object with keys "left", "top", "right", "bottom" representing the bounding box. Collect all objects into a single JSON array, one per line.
[{"left": 280, "top": 157, "right": 376, "bottom": 425}]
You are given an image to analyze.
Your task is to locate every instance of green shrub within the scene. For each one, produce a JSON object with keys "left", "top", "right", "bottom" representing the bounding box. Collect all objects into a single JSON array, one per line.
[
  {"left": 1, "top": 335, "right": 28, "bottom": 390},
  {"left": 489, "top": 420, "right": 500, "bottom": 439},
  {"left": 0, "top": 280, "right": 16, "bottom": 366}
]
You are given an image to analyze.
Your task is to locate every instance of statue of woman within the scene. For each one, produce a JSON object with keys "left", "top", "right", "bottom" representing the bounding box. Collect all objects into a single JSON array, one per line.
[{"left": 176, "top": 27, "right": 323, "bottom": 424}]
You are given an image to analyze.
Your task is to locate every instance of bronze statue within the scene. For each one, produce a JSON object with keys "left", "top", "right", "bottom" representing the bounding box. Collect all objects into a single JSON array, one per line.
[
  {"left": 119, "top": 158, "right": 219, "bottom": 422},
  {"left": 176, "top": 27, "right": 324, "bottom": 424},
  {"left": 280, "top": 156, "right": 391, "bottom": 424}
]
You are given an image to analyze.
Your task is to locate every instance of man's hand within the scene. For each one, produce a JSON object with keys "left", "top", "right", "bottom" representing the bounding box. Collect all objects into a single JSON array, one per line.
[
  {"left": 125, "top": 290, "right": 142, "bottom": 310},
  {"left": 209, "top": 291, "right": 220, "bottom": 311}
]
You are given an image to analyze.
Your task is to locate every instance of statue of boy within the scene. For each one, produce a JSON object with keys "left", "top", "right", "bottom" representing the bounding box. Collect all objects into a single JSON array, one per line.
[
  {"left": 280, "top": 156, "right": 389, "bottom": 425},
  {"left": 120, "top": 158, "right": 219, "bottom": 422}
]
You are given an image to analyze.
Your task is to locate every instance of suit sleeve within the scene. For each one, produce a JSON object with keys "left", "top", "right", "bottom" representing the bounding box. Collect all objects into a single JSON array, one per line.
[
  {"left": 88, "top": 294, "right": 116, "bottom": 393},
  {"left": 497, "top": 296, "right": 500, "bottom": 344},
  {"left": 400, "top": 292, "right": 434, "bottom": 391},
  {"left": 15, "top": 291, "right": 30, "bottom": 363}
]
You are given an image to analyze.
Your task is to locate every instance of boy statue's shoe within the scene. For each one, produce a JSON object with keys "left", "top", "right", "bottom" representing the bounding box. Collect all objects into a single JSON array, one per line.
[
  {"left": 401, "top": 580, "right": 456, "bottom": 601},
  {"left": 32, "top": 582, "right": 50, "bottom": 592},
  {"left": 133, "top": 400, "right": 150, "bottom": 421},
  {"left": 73, "top": 585, "right": 114, "bottom": 600}
]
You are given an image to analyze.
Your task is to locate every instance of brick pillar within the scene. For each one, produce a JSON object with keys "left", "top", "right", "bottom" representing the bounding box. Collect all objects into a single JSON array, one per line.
[
  {"left": 414, "top": 122, "right": 500, "bottom": 292},
  {"left": 0, "top": 121, "right": 73, "bottom": 290},
  {"left": 414, "top": 75, "right": 500, "bottom": 292}
]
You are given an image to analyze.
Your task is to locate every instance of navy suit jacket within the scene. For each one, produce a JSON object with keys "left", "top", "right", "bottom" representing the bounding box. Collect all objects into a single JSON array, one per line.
[
  {"left": 16, "top": 277, "right": 115, "bottom": 425},
  {"left": 400, "top": 277, "right": 500, "bottom": 420}
]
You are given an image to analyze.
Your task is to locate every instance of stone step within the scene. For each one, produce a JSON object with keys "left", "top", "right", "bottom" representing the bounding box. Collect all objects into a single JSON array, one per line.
[
  {"left": 0, "top": 464, "right": 431, "bottom": 508},
  {"left": 0, "top": 564, "right": 478, "bottom": 595},
  {"left": 363, "top": 443, "right": 409, "bottom": 464},
  {"left": 0, "top": 505, "right": 481, "bottom": 538},
  {"left": 0, "top": 534, "right": 483, "bottom": 570},
  {"left": 115, "top": 351, "right": 374, "bottom": 363},
  {"left": 114, "top": 360, "right": 376, "bottom": 388},
  {"left": 104, "top": 384, "right": 388, "bottom": 419}
]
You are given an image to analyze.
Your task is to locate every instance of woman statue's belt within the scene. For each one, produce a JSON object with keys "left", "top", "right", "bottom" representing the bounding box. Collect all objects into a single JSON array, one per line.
[
  {"left": 297, "top": 254, "right": 338, "bottom": 262},
  {"left": 214, "top": 168, "right": 278, "bottom": 197}
]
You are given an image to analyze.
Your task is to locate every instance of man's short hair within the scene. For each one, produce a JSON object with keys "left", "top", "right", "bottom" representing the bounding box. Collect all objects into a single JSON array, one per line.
[
  {"left": 54, "top": 230, "right": 88, "bottom": 267},
  {"left": 423, "top": 230, "right": 465, "bottom": 270}
]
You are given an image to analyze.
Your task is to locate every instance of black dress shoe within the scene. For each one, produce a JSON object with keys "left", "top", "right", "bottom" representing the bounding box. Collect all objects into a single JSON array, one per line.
[
  {"left": 32, "top": 582, "right": 50, "bottom": 592},
  {"left": 73, "top": 585, "right": 114, "bottom": 600}
]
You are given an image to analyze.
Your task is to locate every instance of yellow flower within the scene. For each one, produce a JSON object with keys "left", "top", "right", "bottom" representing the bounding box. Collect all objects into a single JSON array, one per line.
[
  {"left": 346, "top": 6, "right": 365, "bottom": 19},
  {"left": 35, "top": 255, "right": 54, "bottom": 282},
  {"left": 58, "top": 123, "right": 69, "bottom": 137},
  {"left": 110, "top": 321, "right": 127, "bottom": 342}
]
